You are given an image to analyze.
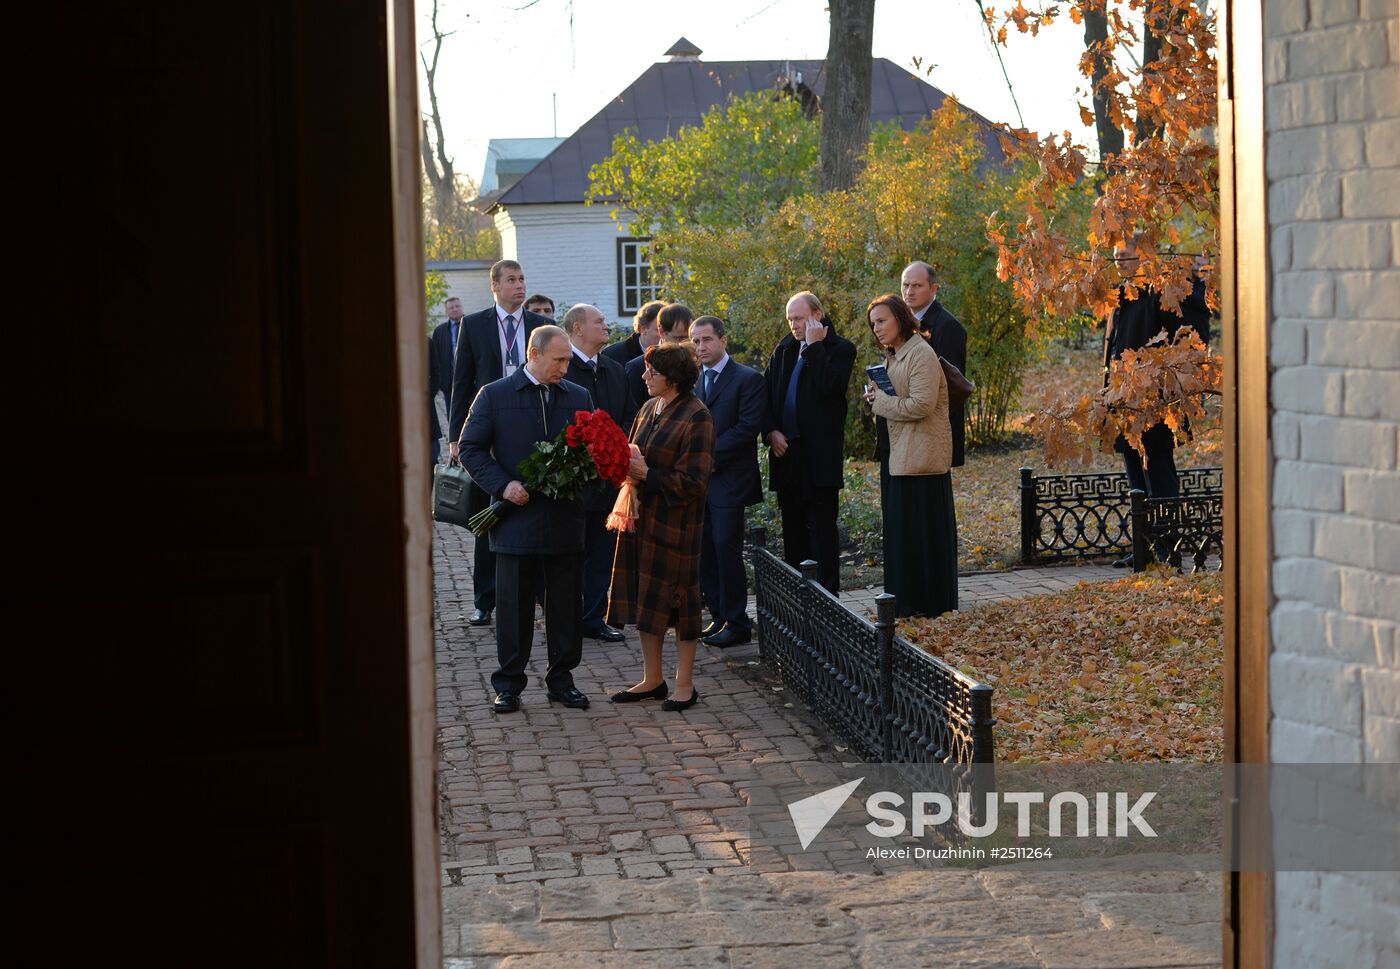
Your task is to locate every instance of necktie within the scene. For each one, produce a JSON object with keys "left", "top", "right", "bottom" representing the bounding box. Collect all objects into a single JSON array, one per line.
[
  {"left": 539, "top": 383, "right": 551, "bottom": 407},
  {"left": 451, "top": 320, "right": 459, "bottom": 356},
  {"left": 504, "top": 315, "right": 519, "bottom": 367},
  {"left": 703, "top": 368, "right": 717, "bottom": 403},
  {"left": 584, "top": 359, "right": 597, "bottom": 373},
  {"left": 780, "top": 353, "right": 805, "bottom": 439}
]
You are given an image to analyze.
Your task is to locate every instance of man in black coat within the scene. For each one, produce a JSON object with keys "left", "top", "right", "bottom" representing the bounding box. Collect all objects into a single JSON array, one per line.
[
  {"left": 562, "top": 303, "right": 638, "bottom": 644},
  {"left": 691, "top": 315, "right": 767, "bottom": 647},
  {"left": 430, "top": 295, "right": 465, "bottom": 427},
  {"left": 763, "top": 292, "right": 857, "bottom": 595},
  {"left": 448, "top": 260, "right": 551, "bottom": 626},
  {"left": 624, "top": 302, "right": 694, "bottom": 408},
  {"left": 428, "top": 337, "right": 443, "bottom": 465},
  {"left": 601, "top": 298, "right": 664, "bottom": 368},
  {"left": 901, "top": 261, "right": 967, "bottom": 467},
  {"left": 459, "top": 325, "right": 594, "bottom": 714}
]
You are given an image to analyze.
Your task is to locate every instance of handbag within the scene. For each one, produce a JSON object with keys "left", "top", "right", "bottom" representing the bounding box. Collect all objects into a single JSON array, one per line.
[
  {"left": 432, "top": 460, "right": 476, "bottom": 528},
  {"left": 940, "top": 357, "right": 975, "bottom": 408}
]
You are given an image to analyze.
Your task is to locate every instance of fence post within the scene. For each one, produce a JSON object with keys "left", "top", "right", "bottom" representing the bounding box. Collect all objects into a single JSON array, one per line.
[
  {"left": 749, "top": 526, "right": 767, "bottom": 663},
  {"left": 969, "top": 683, "right": 996, "bottom": 764},
  {"left": 1019, "top": 467, "right": 1036, "bottom": 565},
  {"left": 875, "top": 593, "right": 897, "bottom": 761},
  {"left": 797, "top": 560, "right": 820, "bottom": 701},
  {"left": 1129, "top": 488, "right": 1149, "bottom": 572}
]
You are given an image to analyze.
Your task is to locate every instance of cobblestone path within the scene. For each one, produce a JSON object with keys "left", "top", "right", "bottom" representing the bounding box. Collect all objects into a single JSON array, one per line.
[{"left": 435, "top": 523, "right": 1221, "bottom": 968}]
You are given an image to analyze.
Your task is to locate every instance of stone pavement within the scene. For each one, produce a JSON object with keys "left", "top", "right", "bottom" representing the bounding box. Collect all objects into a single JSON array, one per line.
[{"left": 435, "top": 523, "right": 1221, "bottom": 968}]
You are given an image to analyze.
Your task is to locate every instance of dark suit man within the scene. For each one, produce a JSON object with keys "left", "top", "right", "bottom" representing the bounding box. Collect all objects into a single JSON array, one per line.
[
  {"left": 763, "top": 292, "right": 857, "bottom": 595},
  {"left": 430, "top": 295, "right": 465, "bottom": 427},
  {"left": 691, "top": 316, "right": 766, "bottom": 647},
  {"left": 428, "top": 337, "right": 443, "bottom": 465},
  {"left": 448, "top": 260, "right": 550, "bottom": 626},
  {"left": 562, "top": 303, "right": 638, "bottom": 643},
  {"left": 624, "top": 302, "right": 694, "bottom": 408},
  {"left": 459, "top": 326, "right": 594, "bottom": 713},
  {"left": 901, "top": 261, "right": 967, "bottom": 467},
  {"left": 602, "top": 298, "right": 664, "bottom": 368}
]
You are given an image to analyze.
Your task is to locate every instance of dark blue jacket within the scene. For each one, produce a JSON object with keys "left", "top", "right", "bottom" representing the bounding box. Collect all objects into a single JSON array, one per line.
[
  {"left": 448, "top": 306, "right": 550, "bottom": 445},
  {"left": 430, "top": 318, "right": 458, "bottom": 415},
  {"left": 700, "top": 358, "right": 766, "bottom": 508},
  {"left": 459, "top": 370, "right": 593, "bottom": 555},
  {"left": 624, "top": 352, "right": 650, "bottom": 410}
]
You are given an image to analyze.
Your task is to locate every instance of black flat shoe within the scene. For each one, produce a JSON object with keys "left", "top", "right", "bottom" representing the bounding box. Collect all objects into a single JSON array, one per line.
[
  {"left": 609, "top": 682, "right": 668, "bottom": 703},
  {"left": 469, "top": 609, "right": 493, "bottom": 626},
  {"left": 703, "top": 626, "right": 751, "bottom": 648},
  {"left": 1111, "top": 555, "right": 1132, "bottom": 569},
  {"left": 699, "top": 619, "right": 723, "bottom": 638},
  {"left": 492, "top": 692, "right": 520, "bottom": 713},
  {"left": 595, "top": 626, "right": 626, "bottom": 643},
  {"left": 547, "top": 687, "right": 591, "bottom": 709},
  {"left": 661, "top": 688, "right": 700, "bottom": 712}
]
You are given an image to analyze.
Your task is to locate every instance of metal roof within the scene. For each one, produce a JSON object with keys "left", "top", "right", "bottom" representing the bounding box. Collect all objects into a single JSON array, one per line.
[{"left": 494, "top": 57, "right": 1005, "bottom": 209}]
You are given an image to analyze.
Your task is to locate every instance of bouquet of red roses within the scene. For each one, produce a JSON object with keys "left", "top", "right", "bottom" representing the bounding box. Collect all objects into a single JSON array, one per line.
[{"left": 468, "top": 409, "right": 631, "bottom": 537}]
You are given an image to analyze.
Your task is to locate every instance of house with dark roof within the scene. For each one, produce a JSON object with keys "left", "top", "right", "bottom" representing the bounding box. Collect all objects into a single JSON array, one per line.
[{"left": 488, "top": 39, "right": 1004, "bottom": 325}]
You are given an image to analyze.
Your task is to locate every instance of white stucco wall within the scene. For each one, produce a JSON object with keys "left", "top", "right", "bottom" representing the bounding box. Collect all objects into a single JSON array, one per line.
[
  {"left": 434, "top": 267, "right": 492, "bottom": 315},
  {"left": 1265, "top": 1, "right": 1399, "bottom": 966},
  {"left": 494, "top": 202, "right": 637, "bottom": 325}
]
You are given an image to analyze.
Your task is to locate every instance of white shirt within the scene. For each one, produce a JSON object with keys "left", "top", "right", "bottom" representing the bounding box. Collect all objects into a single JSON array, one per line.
[
  {"left": 495, "top": 303, "right": 525, "bottom": 376},
  {"left": 911, "top": 303, "right": 930, "bottom": 322},
  {"left": 702, "top": 352, "right": 731, "bottom": 379},
  {"left": 570, "top": 344, "right": 599, "bottom": 367}
]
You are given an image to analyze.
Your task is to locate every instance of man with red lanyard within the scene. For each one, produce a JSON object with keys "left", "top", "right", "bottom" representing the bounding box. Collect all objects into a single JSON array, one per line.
[{"left": 448, "top": 259, "right": 550, "bottom": 626}]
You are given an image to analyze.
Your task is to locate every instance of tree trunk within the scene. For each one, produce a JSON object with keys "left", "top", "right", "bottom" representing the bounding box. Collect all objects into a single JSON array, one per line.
[
  {"left": 420, "top": 0, "right": 457, "bottom": 231},
  {"left": 1083, "top": 3, "right": 1124, "bottom": 161},
  {"left": 818, "top": 0, "right": 875, "bottom": 192}
]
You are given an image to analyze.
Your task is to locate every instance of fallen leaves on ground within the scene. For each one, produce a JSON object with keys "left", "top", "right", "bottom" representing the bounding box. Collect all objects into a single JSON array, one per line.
[{"left": 903, "top": 569, "right": 1224, "bottom": 763}]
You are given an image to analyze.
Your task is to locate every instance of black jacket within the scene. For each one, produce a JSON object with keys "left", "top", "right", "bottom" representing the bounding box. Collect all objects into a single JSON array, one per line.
[
  {"left": 430, "top": 318, "right": 459, "bottom": 415},
  {"left": 701, "top": 359, "right": 767, "bottom": 508},
  {"left": 448, "top": 306, "right": 550, "bottom": 445},
  {"left": 1105, "top": 283, "right": 1211, "bottom": 453},
  {"left": 601, "top": 332, "right": 644, "bottom": 366},
  {"left": 458, "top": 369, "right": 593, "bottom": 555},
  {"left": 763, "top": 321, "right": 857, "bottom": 492},
  {"left": 565, "top": 351, "right": 638, "bottom": 512},
  {"left": 623, "top": 352, "right": 650, "bottom": 410}
]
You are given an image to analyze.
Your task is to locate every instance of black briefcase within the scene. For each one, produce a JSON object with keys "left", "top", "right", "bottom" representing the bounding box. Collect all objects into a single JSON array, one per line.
[{"left": 432, "top": 461, "right": 475, "bottom": 527}]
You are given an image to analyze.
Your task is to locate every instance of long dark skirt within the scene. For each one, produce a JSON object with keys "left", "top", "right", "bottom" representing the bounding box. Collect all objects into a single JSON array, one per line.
[{"left": 880, "top": 465, "right": 959, "bottom": 618}]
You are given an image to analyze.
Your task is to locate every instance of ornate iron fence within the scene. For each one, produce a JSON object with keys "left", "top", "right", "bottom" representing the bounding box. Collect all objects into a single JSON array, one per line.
[
  {"left": 750, "top": 528, "right": 995, "bottom": 765},
  {"left": 1131, "top": 489, "right": 1225, "bottom": 573},
  {"left": 1019, "top": 465, "right": 1222, "bottom": 564}
]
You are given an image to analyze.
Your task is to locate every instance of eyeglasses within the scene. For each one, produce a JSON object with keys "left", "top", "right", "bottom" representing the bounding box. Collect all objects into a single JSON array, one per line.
[{"left": 643, "top": 367, "right": 661, "bottom": 378}]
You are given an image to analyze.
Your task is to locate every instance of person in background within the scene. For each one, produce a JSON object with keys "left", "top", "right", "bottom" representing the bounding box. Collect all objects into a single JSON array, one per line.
[
  {"left": 625, "top": 303, "right": 694, "bottom": 408},
  {"left": 431, "top": 296, "right": 465, "bottom": 433},
  {"left": 525, "top": 294, "right": 555, "bottom": 321},
  {"left": 428, "top": 337, "right": 443, "bottom": 465},
  {"left": 562, "top": 303, "right": 637, "bottom": 643},
  {"left": 607, "top": 342, "right": 714, "bottom": 712},
  {"left": 762, "top": 291, "right": 856, "bottom": 595},
  {"left": 602, "top": 299, "right": 664, "bottom": 367},
  {"left": 689, "top": 315, "right": 766, "bottom": 648},
  {"left": 863, "top": 295, "right": 958, "bottom": 618},
  {"left": 899, "top": 261, "right": 967, "bottom": 468}
]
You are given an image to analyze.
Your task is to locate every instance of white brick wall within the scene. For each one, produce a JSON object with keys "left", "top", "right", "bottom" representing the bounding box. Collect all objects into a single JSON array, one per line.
[
  {"left": 1266, "top": 2, "right": 1400, "bottom": 965},
  {"left": 496, "top": 203, "right": 637, "bottom": 326}
]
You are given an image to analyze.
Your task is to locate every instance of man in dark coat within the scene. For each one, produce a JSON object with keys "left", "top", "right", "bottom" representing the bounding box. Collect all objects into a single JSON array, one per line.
[
  {"left": 430, "top": 295, "right": 464, "bottom": 426},
  {"left": 459, "top": 325, "right": 594, "bottom": 713},
  {"left": 448, "top": 260, "right": 551, "bottom": 627},
  {"left": 901, "top": 261, "right": 967, "bottom": 467},
  {"left": 763, "top": 291, "right": 857, "bottom": 594},
  {"left": 428, "top": 337, "right": 443, "bottom": 465},
  {"left": 691, "top": 315, "right": 767, "bottom": 647},
  {"left": 562, "top": 303, "right": 637, "bottom": 643},
  {"left": 602, "top": 298, "right": 663, "bottom": 368},
  {"left": 624, "top": 302, "right": 693, "bottom": 408}
]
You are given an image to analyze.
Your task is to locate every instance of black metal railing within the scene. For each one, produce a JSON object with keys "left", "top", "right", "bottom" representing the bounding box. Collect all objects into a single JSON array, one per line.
[
  {"left": 750, "top": 527, "right": 995, "bottom": 765},
  {"left": 1131, "top": 489, "right": 1225, "bottom": 573},
  {"left": 1019, "top": 465, "right": 1222, "bottom": 564}
]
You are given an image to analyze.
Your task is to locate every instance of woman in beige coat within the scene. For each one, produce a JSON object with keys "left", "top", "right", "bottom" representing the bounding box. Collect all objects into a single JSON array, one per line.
[{"left": 863, "top": 294, "right": 958, "bottom": 617}]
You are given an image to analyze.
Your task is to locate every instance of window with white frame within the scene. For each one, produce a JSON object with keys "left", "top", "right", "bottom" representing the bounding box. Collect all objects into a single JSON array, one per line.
[{"left": 616, "top": 237, "right": 660, "bottom": 316}]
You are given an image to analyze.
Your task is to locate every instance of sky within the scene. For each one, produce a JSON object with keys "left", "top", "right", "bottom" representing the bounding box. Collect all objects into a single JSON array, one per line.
[{"left": 416, "top": 0, "right": 1097, "bottom": 188}]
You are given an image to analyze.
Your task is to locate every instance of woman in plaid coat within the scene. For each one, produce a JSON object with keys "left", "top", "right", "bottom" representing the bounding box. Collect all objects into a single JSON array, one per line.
[{"left": 607, "top": 341, "right": 715, "bottom": 712}]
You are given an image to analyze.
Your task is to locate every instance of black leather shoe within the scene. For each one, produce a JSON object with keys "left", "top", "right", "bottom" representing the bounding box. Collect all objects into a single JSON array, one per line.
[
  {"left": 492, "top": 692, "right": 520, "bottom": 713},
  {"left": 1111, "top": 555, "right": 1132, "bottom": 569},
  {"left": 703, "top": 625, "right": 751, "bottom": 648},
  {"left": 469, "top": 609, "right": 493, "bottom": 626},
  {"left": 595, "top": 626, "right": 626, "bottom": 643},
  {"left": 609, "top": 682, "right": 668, "bottom": 703},
  {"left": 547, "top": 687, "right": 591, "bottom": 709},
  {"left": 699, "top": 619, "right": 723, "bottom": 638},
  {"left": 661, "top": 688, "right": 701, "bottom": 712}
]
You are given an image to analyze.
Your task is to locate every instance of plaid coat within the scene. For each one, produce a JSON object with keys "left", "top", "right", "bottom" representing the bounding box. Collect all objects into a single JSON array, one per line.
[{"left": 606, "top": 392, "right": 714, "bottom": 639}]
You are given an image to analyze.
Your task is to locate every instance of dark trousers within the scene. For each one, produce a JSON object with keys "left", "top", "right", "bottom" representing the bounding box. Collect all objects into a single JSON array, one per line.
[
  {"left": 1121, "top": 445, "right": 1180, "bottom": 499},
  {"left": 778, "top": 487, "right": 841, "bottom": 594},
  {"left": 580, "top": 509, "right": 617, "bottom": 634},
  {"left": 492, "top": 552, "right": 582, "bottom": 696},
  {"left": 466, "top": 481, "right": 497, "bottom": 611},
  {"left": 700, "top": 502, "right": 751, "bottom": 634}
]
